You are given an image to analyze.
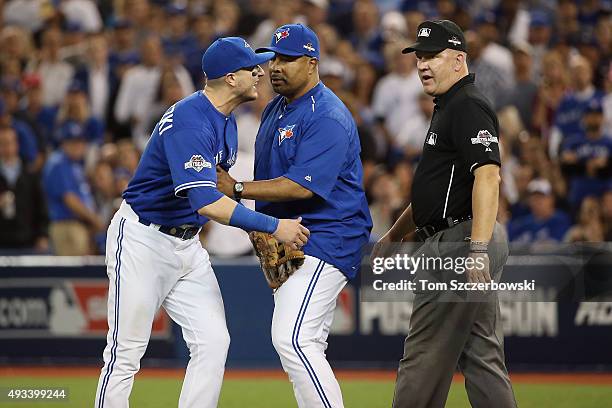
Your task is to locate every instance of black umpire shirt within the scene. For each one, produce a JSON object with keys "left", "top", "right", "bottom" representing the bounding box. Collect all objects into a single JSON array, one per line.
[{"left": 411, "top": 74, "right": 501, "bottom": 228}]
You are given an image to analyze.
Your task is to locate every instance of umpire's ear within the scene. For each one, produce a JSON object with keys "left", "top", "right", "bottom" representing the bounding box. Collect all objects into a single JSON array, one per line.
[{"left": 454, "top": 51, "right": 467, "bottom": 72}]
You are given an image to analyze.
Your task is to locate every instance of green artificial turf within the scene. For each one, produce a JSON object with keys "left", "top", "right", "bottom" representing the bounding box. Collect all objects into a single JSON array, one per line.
[{"left": 0, "top": 376, "right": 610, "bottom": 407}]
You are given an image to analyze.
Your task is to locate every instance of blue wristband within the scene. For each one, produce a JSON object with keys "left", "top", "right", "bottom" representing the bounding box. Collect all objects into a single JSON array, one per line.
[{"left": 229, "top": 203, "right": 279, "bottom": 234}]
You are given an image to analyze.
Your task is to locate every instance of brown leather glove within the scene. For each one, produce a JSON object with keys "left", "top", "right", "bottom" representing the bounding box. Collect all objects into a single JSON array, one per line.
[{"left": 249, "top": 231, "right": 305, "bottom": 289}]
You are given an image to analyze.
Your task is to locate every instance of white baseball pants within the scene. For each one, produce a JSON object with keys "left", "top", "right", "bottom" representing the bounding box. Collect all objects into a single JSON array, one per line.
[
  {"left": 94, "top": 201, "right": 229, "bottom": 408},
  {"left": 272, "top": 255, "right": 348, "bottom": 408}
]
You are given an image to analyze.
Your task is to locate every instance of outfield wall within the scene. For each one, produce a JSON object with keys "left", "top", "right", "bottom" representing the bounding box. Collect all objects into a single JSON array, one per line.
[{"left": 0, "top": 255, "right": 611, "bottom": 370}]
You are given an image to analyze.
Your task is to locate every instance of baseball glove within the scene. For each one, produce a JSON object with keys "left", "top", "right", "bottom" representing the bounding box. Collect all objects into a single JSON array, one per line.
[{"left": 249, "top": 231, "right": 305, "bottom": 289}]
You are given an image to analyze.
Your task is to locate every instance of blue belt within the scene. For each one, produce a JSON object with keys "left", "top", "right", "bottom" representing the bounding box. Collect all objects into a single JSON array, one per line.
[{"left": 138, "top": 218, "right": 200, "bottom": 240}]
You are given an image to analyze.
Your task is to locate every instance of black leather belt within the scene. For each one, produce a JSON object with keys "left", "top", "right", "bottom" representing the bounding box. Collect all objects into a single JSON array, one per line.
[
  {"left": 138, "top": 218, "right": 200, "bottom": 240},
  {"left": 415, "top": 215, "right": 472, "bottom": 242}
]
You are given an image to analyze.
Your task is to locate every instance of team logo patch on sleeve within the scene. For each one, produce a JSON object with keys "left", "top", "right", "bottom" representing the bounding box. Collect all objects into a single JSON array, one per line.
[
  {"left": 278, "top": 125, "right": 296, "bottom": 145},
  {"left": 274, "top": 28, "right": 290, "bottom": 43},
  {"left": 184, "top": 155, "right": 211, "bottom": 172},
  {"left": 471, "top": 130, "right": 498, "bottom": 152}
]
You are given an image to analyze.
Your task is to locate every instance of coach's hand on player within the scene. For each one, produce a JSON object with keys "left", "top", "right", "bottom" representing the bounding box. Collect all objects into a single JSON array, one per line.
[
  {"left": 216, "top": 165, "right": 236, "bottom": 196},
  {"left": 466, "top": 252, "right": 491, "bottom": 285},
  {"left": 273, "top": 217, "right": 310, "bottom": 249}
]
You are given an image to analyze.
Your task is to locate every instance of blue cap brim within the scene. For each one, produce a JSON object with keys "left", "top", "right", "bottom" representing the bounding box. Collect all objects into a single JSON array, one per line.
[
  {"left": 255, "top": 46, "right": 305, "bottom": 57},
  {"left": 250, "top": 51, "right": 276, "bottom": 65}
]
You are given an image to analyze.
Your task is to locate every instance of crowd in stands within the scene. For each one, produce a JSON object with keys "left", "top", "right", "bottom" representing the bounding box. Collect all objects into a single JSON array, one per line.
[{"left": 0, "top": 0, "right": 611, "bottom": 256}]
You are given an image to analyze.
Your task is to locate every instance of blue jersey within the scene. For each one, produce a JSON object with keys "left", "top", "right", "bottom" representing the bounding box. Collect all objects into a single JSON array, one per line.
[
  {"left": 13, "top": 119, "right": 39, "bottom": 164},
  {"left": 43, "top": 151, "right": 95, "bottom": 221},
  {"left": 508, "top": 211, "right": 571, "bottom": 244},
  {"left": 255, "top": 82, "right": 372, "bottom": 278},
  {"left": 561, "top": 134, "right": 612, "bottom": 206},
  {"left": 554, "top": 92, "right": 604, "bottom": 138},
  {"left": 123, "top": 91, "right": 238, "bottom": 227}
]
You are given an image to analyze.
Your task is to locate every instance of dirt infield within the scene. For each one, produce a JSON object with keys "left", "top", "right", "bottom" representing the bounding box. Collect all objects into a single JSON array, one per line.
[{"left": 1, "top": 367, "right": 612, "bottom": 385}]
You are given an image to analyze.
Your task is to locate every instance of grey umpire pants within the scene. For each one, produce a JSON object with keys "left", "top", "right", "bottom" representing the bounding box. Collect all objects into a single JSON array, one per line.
[{"left": 392, "top": 221, "right": 518, "bottom": 408}]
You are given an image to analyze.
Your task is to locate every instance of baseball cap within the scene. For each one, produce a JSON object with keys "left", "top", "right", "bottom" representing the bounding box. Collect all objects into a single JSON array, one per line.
[
  {"left": 58, "top": 120, "right": 86, "bottom": 142},
  {"left": 527, "top": 178, "right": 552, "bottom": 196},
  {"left": 402, "top": 20, "right": 467, "bottom": 54},
  {"left": 530, "top": 11, "right": 551, "bottom": 28},
  {"left": 256, "top": 24, "right": 320, "bottom": 59},
  {"left": 202, "top": 37, "right": 275, "bottom": 80},
  {"left": 473, "top": 11, "right": 496, "bottom": 27},
  {"left": 584, "top": 98, "right": 604, "bottom": 114}
]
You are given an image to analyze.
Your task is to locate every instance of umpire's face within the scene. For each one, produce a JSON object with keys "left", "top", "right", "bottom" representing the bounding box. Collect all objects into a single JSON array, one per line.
[
  {"left": 268, "top": 54, "right": 317, "bottom": 98},
  {"left": 415, "top": 48, "right": 465, "bottom": 96}
]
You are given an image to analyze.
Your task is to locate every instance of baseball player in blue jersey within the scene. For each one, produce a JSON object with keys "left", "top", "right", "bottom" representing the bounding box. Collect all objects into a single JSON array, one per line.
[
  {"left": 94, "top": 37, "right": 309, "bottom": 408},
  {"left": 217, "top": 24, "right": 372, "bottom": 408}
]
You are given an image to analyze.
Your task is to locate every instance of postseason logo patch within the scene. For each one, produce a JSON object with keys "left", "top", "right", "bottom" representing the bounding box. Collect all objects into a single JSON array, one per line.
[
  {"left": 448, "top": 36, "right": 462, "bottom": 46},
  {"left": 278, "top": 125, "right": 296, "bottom": 145},
  {"left": 274, "top": 28, "right": 290, "bottom": 43},
  {"left": 303, "top": 42, "right": 315, "bottom": 52},
  {"left": 184, "top": 154, "right": 211, "bottom": 172},
  {"left": 471, "top": 130, "right": 498, "bottom": 152}
]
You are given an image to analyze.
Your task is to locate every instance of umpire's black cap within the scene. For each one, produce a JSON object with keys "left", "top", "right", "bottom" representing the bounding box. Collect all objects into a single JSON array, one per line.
[{"left": 402, "top": 20, "right": 467, "bottom": 54}]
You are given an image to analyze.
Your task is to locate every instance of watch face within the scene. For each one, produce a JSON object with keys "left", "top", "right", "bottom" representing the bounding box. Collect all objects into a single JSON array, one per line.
[{"left": 235, "top": 183, "right": 244, "bottom": 193}]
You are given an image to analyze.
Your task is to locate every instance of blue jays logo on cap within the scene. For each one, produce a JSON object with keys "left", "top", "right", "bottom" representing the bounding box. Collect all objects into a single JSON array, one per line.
[
  {"left": 274, "top": 28, "right": 290, "bottom": 43},
  {"left": 256, "top": 24, "right": 320, "bottom": 59},
  {"left": 278, "top": 124, "right": 296, "bottom": 145}
]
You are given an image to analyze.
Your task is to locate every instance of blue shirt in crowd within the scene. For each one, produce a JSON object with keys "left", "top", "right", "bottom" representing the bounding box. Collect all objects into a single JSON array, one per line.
[
  {"left": 554, "top": 92, "right": 604, "bottom": 138},
  {"left": 255, "top": 82, "right": 372, "bottom": 278},
  {"left": 13, "top": 119, "right": 38, "bottom": 164},
  {"left": 508, "top": 210, "right": 572, "bottom": 244},
  {"left": 561, "top": 134, "right": 612, "bottom": 207},
  {"left": 42, "top": 151, "right": 95, "bottom": 221}
]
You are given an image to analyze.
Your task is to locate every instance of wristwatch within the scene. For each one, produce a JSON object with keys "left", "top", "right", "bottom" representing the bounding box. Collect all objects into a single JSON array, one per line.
[{"left": 233, "top": 182, "right": 244, "bottom": 200}]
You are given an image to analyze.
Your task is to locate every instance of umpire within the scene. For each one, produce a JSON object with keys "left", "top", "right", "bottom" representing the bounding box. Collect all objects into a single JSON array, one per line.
[{"left": 372, "top": 20, "right": 517, "bottom": 407}]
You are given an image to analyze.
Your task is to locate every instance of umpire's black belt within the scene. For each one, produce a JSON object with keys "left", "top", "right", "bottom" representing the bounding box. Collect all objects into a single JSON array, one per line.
[
  {"left": 138, "top": 218, "right": 200, "bottom": 240},
  {"left": 415, "top": 215, "right": 472, "bottom": 242}
]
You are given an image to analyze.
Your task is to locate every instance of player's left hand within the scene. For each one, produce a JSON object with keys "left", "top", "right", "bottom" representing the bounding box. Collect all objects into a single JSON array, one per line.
[
  {"left": 216, "top": 165, "right": 236, "bottom": 197},
  {"left": 465, "top": 252, "right": 491, "bottom": 285}
]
